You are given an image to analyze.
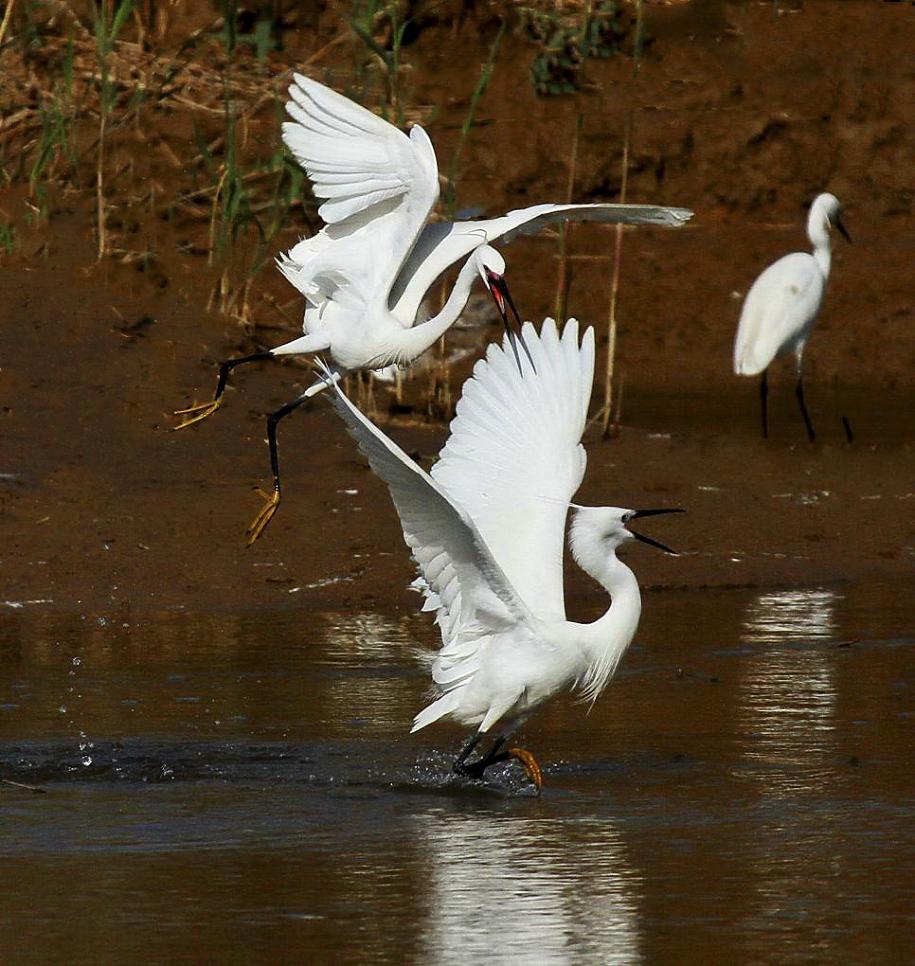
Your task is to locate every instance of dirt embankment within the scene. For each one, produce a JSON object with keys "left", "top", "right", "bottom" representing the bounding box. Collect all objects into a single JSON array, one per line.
[{"left": 0, "top": 1, "right": 912, "bottom": 614}]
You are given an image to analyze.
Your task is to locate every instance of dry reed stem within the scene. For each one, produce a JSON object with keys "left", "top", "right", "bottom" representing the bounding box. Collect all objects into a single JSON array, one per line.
[
  {"left": 555, "top": 112, "right": 583, "bottom": 322},
  {"left": 96, "top": 112, "right": 107, "bottom": 258},
  {"left": 601, "top": 0, "right": 643, "bottom": 437},
  {"left": 0, "top": 0, "right": 16, "bottom": 48},
  {"left": 601, "top": 112, "right": 631, "bottom": 437}
]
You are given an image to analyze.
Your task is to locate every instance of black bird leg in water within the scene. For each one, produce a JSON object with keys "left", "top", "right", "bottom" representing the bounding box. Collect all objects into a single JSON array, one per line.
[
  {"left": 795, "top": 373, "right": 816, "bottom": 443},
  {"left": 452, "top": 732, "right": 487, "bottom": 775},
  {"left": 246, "top": 393, "right": 310, "bottom": 545},
  {"left": 174, "top": 351, "right": 274, "bottom": 429},
  {"left": 759, "top": 370, "right": 769, "bottom": 439},
  {"left": 453, "top": 734, "right": 543, "bottom": 791}
]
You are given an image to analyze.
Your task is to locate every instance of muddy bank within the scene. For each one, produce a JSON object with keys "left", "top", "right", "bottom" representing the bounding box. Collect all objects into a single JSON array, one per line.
[{"left": 0, "top": 0, "right": 913, "bottom": 614}]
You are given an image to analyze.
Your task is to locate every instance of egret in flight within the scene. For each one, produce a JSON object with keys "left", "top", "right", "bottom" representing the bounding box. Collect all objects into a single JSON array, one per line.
[
  {"left": 733, "top": 192, "right": 850, "bottom": 441},
  {"left": 174, "top": 73, "right": 693, "bottom": 543},
  {"left": 325, "top": 318, "right": 682, "bottom": 791}
]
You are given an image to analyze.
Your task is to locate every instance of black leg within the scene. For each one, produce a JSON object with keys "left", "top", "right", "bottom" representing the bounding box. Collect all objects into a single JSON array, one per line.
[
  {"left": 245, "top": 392, "right": 311, "bottom": 545},
  {"left": 453, "top": 733, "right": 485, "bottom": 774},
  {"left": 795, "top": 373, "right": 816, "bottom": 443},
  {"left": 759, "top": 370, "right": 769, "bottom": 439},
  {"left": 841, "top": 416, "right": 854, "bottom": 444},
  {"left": 175, "top": 350, "right": 274, "bottom": 429},
  {"left": 453, "top": 734, "right": 510, "bottom": 778},
  {"left": 214, "top": 351, "right": 273, "bottom": 404},
  {"left": 265, "top": 394, "right": 311, "bottom": 499},
  {"left": 454, "top": 735, "right": 543, "bottom": 790},
  {"left": 477, "top": 736, "right": 507, "bottom": 768}
]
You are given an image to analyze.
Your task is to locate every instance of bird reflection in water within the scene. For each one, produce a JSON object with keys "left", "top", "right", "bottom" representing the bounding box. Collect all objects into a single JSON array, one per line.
[
  {"left": 321, "top": 611, "right": 419, "bottom": 731},
  {"left": 737, "top": 587, "right": 841, "bottom": 795},
  {"left": 413, "top": 810, "right": 642, "bottom": 965}
]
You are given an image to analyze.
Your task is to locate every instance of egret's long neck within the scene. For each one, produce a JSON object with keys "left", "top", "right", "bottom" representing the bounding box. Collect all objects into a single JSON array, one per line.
[
  {"left": 572, "top": 537, "right": 642, "bottom": 704},
  {"left": 807, "top": 205, "right": 832, "bottom": 279},
  {"left": 396, "top": 254, "right": 480, "bottom": 362}
]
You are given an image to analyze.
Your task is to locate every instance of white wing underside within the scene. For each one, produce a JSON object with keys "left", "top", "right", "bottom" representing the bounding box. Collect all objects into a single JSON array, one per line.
[
  {"left": 431, "top": 319, "right": 595, "bottom": 624},
  {"left": 734, "top": 252, "right": 825, "bottom": 375},
  {"left": 278, "top": 73, "right": 439, "bottom": 321},
  {"left": 389, "top": 203, "right": 693, "bottom": 323},
  {"left": 326, "top": 367, "right": 534, "bottom": 686}
]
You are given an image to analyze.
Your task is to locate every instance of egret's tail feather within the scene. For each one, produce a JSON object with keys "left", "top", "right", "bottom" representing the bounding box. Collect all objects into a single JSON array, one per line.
[{"left": 411, "top": 692, "right": 460, "bottom": 733}]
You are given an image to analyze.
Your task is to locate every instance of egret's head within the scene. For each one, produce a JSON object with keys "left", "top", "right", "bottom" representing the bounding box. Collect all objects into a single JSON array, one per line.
[
  {"left": 814, "top": 192, "right": 851, "bottom": 242},
  {"left": 570, "top": 505, "right": 682, "bottom": 565},
  {"left": 473, "top": 245, "right": 510, "bottom": 314}
]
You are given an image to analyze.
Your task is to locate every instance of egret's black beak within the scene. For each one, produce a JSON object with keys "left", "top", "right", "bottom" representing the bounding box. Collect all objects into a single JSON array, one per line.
[
  {"left": 835, "top": 216, "right": 851, "bottom": 243},
  {"left": 629, "top": 507, "right": 684, "bottom": 556},
  {"left": 484, "top": 268, "right": 536, "bottom": 374}
]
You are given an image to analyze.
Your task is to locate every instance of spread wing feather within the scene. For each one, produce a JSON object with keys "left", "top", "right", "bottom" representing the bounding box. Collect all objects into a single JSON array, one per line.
[
  {"left": 431, "top": 318, "right": 595, "bottom": 621},
  {"left": 390, "top": 202, "right": 692, "bottom": 324},
  {"left": 325, "top": 372, "right": 535, "bottom": 665},
  {"left": 279, "top": 74, "right": 439, "bottom": 314},
  {"left": 282, "top": 73, "right": 437, "bottom": 227}
]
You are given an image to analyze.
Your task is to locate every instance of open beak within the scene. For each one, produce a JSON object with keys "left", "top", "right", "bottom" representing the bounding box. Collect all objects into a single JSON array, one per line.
[
  {"left": 484, "top": 268, "right": 536, "bottom": 374},
  {"left": 629, "top": 507, "right": 684, "bottom": 556},
  {"left": 835, "top": 216, "right": 851, "bottom": 243}
]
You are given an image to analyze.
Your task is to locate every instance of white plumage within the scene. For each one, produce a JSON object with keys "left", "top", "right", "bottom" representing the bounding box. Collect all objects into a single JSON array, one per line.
[
  {"left": 278, "top": 74, "right": 693, "bottom": 356},
  {"left": 325, "top": 319, "right": 681, "bottom": 787},
  {"left": 734, "top": 192, "right": 850, "bottom": 441},
  {"left": 176, "top": 73, "right": 693, "bottom": 543}
]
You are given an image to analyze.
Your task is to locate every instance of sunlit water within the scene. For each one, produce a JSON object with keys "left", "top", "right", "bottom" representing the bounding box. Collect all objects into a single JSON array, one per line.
[{"left": 1, "top": 578, "right": 913, "bottom": 963}]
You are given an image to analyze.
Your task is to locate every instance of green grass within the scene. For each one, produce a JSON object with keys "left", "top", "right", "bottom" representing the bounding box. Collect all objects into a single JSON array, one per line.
[
  {"left": 92, "top": 0, "right": 136, "bottom": 258},
  {"left": 520, "top": 0, "right": 627, "bottom": 95},
  {"left": 0, "top": 220, "right": 15, "bottom": 255}
]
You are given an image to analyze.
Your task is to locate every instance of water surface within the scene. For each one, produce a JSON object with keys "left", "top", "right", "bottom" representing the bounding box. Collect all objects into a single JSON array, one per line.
[{"left": 1, "top": 577, "right": 913, "bottom": 963}]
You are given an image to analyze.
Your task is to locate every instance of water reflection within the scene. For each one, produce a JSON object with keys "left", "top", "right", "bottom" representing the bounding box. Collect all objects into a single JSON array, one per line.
[
  {"left": 737, "top": 588, "right": 841, "bottom": 795},
  {"left": 321, "top": 611, "right": 421, "bottom": 732},
  {"left": 414, "top": 810, "right": 642, "bottom": 965},
  {"left": 741, "top": 588, "right": 838, "bottom": 645}
]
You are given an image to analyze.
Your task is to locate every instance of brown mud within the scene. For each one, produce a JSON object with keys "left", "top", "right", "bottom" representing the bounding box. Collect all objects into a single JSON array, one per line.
[
  {"left": 1, "top": 4, "right": 914, "bottom": 961},
  {"left": 1, "top": 1, "right": 913, "bottom": 614}
]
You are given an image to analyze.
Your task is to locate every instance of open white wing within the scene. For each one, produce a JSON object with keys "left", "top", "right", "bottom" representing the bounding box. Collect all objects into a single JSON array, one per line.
[
  {"left": 326, "top": 374, "right": 534, "bottom": 651},
  {"left": 279, "top": 74, "right": 439, "bottom": 309},
  {"left": 432, "top": 318, "right": 595, "bottom": 621},
  {"left": 389, "top": 202, "right": 693, "bottom": 322},
  {"left": 282, "top": 73, "right": 438, "bottom": 227}
]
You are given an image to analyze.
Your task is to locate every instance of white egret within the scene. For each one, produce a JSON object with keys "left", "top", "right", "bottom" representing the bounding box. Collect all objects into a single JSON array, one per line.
[
  {"left": 324, "top": 318, "right": 682, "bottom": 791},
  {"left": 174, "top": 73, "right": 693, "bottom": 543},
  {"left": 733, "top": 192, "right": 850, "bottom": 441}
]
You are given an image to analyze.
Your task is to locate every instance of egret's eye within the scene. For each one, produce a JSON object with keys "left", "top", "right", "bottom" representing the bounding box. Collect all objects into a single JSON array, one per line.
[{"left": 621, "top": 511, "right": 633, "bottom": 524}]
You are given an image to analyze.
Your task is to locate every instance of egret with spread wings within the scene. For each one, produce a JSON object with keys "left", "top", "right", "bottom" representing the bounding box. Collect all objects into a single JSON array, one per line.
[
  {"left": 734, "top": 192, "right": 850, "bottom": 441},
  {"left": 174, "top": 73, "right": 693, "bottom": 544},
  {"left": 327, "top": 318, "right": 682, "bottom": 790}
]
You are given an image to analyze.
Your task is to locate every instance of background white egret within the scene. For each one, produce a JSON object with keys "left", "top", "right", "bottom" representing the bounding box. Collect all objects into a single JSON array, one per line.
[
  {"left": 325, "top": 318, "right": 682, "bottom": 790},
  {"left": 733, "top": 192, "right": 850, "bottom": 441},
  {"left": 175, "top": 73, "right": 692, "bottom": 543}
]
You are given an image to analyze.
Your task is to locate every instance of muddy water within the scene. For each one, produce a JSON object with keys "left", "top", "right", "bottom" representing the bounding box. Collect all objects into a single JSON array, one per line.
[{"left": 1, "top": 577, "right": 913, "bottom": 964}]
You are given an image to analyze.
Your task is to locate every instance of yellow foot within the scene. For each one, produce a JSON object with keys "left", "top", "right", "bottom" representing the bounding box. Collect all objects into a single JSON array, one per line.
[
  {"left": 246, "top": 487, "right": 280, "bottom": 546},
  {"left": 173, "top": 398, "right": 221, "bottom": 430},
  {"left": 507, "top": 747, "right": 543, "bottom": 791}
]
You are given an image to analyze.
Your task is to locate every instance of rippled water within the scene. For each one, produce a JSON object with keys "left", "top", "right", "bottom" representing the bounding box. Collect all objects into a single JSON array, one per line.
[{"left": 1, "top": 577, "right": 913, "bottom": 963}]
